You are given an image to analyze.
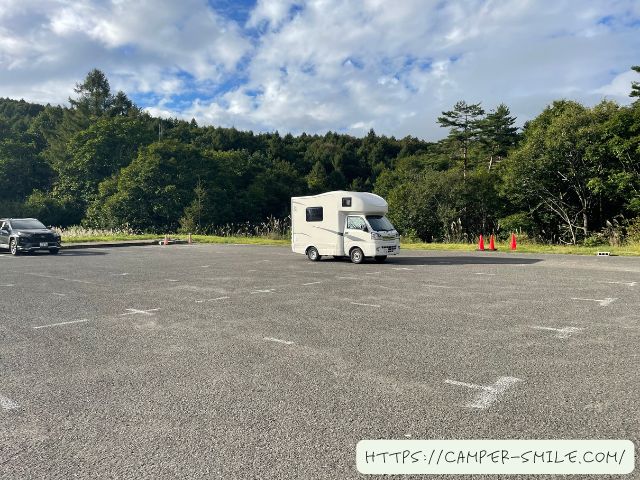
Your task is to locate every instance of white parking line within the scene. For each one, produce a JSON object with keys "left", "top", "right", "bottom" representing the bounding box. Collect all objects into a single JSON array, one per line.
[
  {"left": 195, "top": 296, "right": 230, "bottom": 303},
  {"left": 351, "top": 302, "right": 381, "bottom": 308},
  {"left": 263, "top": 337, "right": 294, "bottom": 345},
  {"left": 251, "top": 289, "right": 275, "bottom": 294},
  {"left": 52, "top": 293, "right": 67, "bottom": 296},
  {"left": 393, "top": 267, "right": 413, "bottom": 271},
  {"left": 365, "top": 272, "right": 381, "bottom": 275},
  {"left": 302, "top": 281, "right": 322, "bottom": 286},
  {"left": 32, "top": 319, "right": 90, "bottom": 329},
  {"left": 25, "top": 273, "right": 104, "bottom": 286},
  {"left": 0, "top": 394, "right": 19, "bottom": 410},
  {"left": 602, "top": 281, "right": 637, "bottom": 287},
  {"left": 0, "top": 284, "right": 15, "bottom": 287},
  {"left": 474, "top": 273, "right": 496, "bottom": 276},
  {"left": 166, "top": 279, "right": 179, "bottom": 282},
  {"left": 110, "top": 273, "right": 129, "bottom": 276},
  {"left": 120, "top": 308, "right": 160, "bottom": 316},
  {"left": 338, "top": 276, "right": 359, "bottom": 280},
  {"left": 531, "top": 326, "right": 583, "bottom": 338},
  {"left": 445, "top": 376, "right": 522, "bottom": 409},
  {"left": 571, "top": 297, "right": 617, "bottom": 306}
]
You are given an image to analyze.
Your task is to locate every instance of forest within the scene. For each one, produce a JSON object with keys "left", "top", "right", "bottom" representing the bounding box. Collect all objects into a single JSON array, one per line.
[{"left": 1, "top": 68, "right": 639, "bottom": 245}]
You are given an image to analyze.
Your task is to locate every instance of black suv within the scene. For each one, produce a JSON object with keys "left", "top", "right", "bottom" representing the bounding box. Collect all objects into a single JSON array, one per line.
[{"left": 0, "top": 218, "right": 61, "bottom": 255}]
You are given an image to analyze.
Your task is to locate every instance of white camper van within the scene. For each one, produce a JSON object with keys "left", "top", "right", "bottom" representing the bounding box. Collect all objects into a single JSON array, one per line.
[{"left": 291, "top": 191, "right": 400, "bottom": 263}]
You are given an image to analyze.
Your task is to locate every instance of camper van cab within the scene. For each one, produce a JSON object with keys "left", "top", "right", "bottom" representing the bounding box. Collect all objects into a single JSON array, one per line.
[{"left": 291, "top": 191, "right": 400, "bottom": 264}]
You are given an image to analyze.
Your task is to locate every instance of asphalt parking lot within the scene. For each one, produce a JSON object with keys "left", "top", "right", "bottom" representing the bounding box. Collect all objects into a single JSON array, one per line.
[{"left": 1, "top": 244, "right": 639, "bottom": 479}]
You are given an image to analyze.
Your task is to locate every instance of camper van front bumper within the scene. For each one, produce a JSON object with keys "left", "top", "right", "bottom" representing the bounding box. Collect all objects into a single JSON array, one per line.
[{"left": 376, "top": 243, "right": 400, "bottom": 255}]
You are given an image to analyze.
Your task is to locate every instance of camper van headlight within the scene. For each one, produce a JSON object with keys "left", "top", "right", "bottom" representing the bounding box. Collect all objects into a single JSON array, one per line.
[{"left": 371, "top": 232, "right": 382, "bottom": 240}]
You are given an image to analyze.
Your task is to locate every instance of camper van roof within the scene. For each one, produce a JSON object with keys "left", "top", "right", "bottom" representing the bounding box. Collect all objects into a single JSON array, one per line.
[
  {"left": 292, "top": 190, "right": 388, "bottom": 212},
  {"left": 293, "top": 190, "right": 384, "bottom": 201}
]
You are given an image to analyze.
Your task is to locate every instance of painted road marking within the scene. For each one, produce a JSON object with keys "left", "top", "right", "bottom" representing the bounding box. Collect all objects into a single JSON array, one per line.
[
  {"left": 445, "top": 376, "right": 522, "bottom": 409},
  {"left": 110, "top": 273, "right": 129, "bottom": 276},
  {"left": 351, "top": 302, "right": 381, "bottom": 308},
  {"left": 200, "top": 265, "right": 210, "bottom": 268},
  {"left": 365, "top": 272, "right": 381, "bottom": 275},
  {"left": 602, "top": 281, "right": 637, "bottom": 287},
  {"left": 571, "top": 297, "right": 617, "bottom": 306},
  {"left": 302, "top": 281, "right": 322, "bottom": 286},
  {"left": 166, "top": 279, "right": 179, "bottom": 282},
  {"left": 0, "top": 284, "right": 15, "bottom": 287},
  {"left": 251, "top": 289, "right": 275, "bottom": 294},
  {"left": 195, "top": 296, "right": 230, "bottom": 303},
  {"left": 474, "top": 273, "right": 496, "bottom": 276},
  {"left": 120, "top": 308, "right": 161, "bottom": 316},
  {"left": 338, "top": 276, "right": 359, "bottom": 280},
  {"left": 52, "top": 293, "right": 67, "bottom": 296},
  {"left": 423, "top": 284, "right": 455, "bottom": 289},
  {"left": 531, "top": 326, "right": 583, "bottom": 339},
  {"left": 0, "top": 394, "right": 19, "bottom": 410},
  {"left": 33, "top": 319, "right": 90, "bottom": 329},
  {"left": 25, "top": 273, "right": 104, "bottom": 286},
  {"left": 263, "top": 337, "right": 294, "bottom": 345},
  {"left": 393, "top": 267, "right": 413, "bottom": 271}
]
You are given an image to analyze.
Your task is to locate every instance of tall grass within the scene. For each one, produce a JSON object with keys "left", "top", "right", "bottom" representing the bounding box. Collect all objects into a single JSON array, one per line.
[{"left": 207, "top": 216, "right": 290, "bottom": 239}]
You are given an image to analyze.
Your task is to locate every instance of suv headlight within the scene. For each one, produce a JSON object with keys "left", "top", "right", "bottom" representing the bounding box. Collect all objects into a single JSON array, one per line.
[{"left": 371, "top": 232, "right": 382, "bottom": 240}]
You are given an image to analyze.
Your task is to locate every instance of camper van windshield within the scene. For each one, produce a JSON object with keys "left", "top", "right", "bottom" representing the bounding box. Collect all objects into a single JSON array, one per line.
[{"left": 366, "top": 215, "right": 395, "bottom": 232}]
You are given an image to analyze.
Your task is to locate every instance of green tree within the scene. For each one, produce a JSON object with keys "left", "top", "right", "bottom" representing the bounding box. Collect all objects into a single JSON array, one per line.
[
  {"left": 631, "top": 65, "right": 640, "bottom": 98},
  {"left": 69, "top": 68, "right": 113, "bottom": 117},
  {"left": 503, "top": 101, "right": 618, "bottom": 244},
  {"left": 307, "top": 161, "right": 329, "bottom": 193},
  {"left": 437, "top": 101, "right": 485, "bottom": 178},
  {"left": 478, "top": 104, "right": 519, "bottom": 171},
  {"left": 179, "top": 180, "right": 207, "bottom": 233}
]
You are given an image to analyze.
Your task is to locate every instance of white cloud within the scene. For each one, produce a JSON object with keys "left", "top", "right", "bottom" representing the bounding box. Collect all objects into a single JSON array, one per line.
[
  {"left": 1, "top": 0, "right": 639, "bottom": 139},
  {"left": 0, "top": 0, "right": 250, "bottom": 104}
]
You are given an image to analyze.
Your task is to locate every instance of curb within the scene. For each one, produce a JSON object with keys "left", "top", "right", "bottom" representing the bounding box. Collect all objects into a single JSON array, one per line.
[{"left": 62, "top": 240, "right": 160, "bottom": 250}]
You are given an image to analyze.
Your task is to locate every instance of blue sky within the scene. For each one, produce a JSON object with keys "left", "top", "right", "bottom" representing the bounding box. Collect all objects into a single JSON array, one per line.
[{"left": 0, "top": 0, "right": 639, "bottom": 140}]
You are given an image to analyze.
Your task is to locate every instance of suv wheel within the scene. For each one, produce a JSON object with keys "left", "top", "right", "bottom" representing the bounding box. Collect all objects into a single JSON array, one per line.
[{"left": 9, "top": 239, "right": 18, "bottom": 256}]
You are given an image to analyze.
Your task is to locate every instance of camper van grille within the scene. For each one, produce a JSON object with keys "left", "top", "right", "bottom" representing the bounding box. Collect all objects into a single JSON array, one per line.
[{"left": 382, "top": 245, "right": 398, "bottom": 253}]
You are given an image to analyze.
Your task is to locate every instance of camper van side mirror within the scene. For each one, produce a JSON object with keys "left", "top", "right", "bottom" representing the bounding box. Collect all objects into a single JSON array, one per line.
[{"left": 362, "top": 225, "right": 368, "bottom": 232}]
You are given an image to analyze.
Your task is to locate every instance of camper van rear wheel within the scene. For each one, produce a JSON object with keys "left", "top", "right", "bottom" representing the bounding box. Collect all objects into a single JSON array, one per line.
[
  {"left": 350, "top": 247, "right": 364, "bottom": 264},
  {"left": 374, "top": 255, "right": 387, "bottom": 263},
  {"left": 307, "top": 246, "right": 321, "bottom": 261}
]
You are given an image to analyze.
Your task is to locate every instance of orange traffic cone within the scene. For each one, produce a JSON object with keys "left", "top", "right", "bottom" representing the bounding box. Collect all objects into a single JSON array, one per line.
[
  {"left": 478, "top": 234, "right": 485, "bottom": 251},
  {"left": 510, "top": 233, "right": 517, "bottom": 250},
  {"left": 163, "top": 234, "right": 168, "bottom": 246},
  {"left": 488, "top": 234, "right": 497, "bottom": 251}
]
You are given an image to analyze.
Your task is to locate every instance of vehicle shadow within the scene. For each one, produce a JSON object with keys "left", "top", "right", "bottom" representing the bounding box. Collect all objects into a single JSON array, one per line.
[
  {"left": 322, "top": 255, "right": 541, "bottom": 265},
  {"left": 383, "top": 255, "right": 541, "bottom": 265},
  {"left": 0, "top": 250, "right": 109, "bottom": 256}
]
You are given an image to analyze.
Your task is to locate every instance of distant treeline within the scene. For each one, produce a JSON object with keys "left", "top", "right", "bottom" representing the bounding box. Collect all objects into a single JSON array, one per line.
[{"left": 1, "top": 68, "right": 639, "bottom": 245}]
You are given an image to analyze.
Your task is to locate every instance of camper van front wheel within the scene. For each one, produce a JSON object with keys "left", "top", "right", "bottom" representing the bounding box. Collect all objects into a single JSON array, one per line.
[
  {"left": 350, "top": 247, "right": 364, "bottom": 264},
  {"left": 307, "top": 246, "right": 321, "bottom": 261}
]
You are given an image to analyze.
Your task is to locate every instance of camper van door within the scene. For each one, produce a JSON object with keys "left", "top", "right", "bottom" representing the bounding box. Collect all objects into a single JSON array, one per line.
[{"left": 343, "top": 215, "right": 369, "bottom": 256}]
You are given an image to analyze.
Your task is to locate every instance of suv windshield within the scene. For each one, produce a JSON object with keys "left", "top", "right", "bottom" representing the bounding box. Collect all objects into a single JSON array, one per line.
[
  {"left": 11, "top": 219, "right": 47, "bottom": 229},
  {"left": 366, "top": 215, "right": 395, "bottom": 232}
]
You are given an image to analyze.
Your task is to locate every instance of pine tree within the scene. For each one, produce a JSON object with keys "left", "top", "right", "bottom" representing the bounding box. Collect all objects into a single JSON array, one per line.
[
  {"left": 631, "top": 65, "right": 640, "bottom": 98},
  {"left": 437, "top": 101, "right": 485, "bottom": 178},
  {"left": 478, "top": 104, "right": 518, "bottom": 171}
]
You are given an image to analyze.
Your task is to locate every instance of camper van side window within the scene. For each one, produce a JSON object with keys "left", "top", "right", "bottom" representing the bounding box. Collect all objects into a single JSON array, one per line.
[
  {"left": 342, "top": 197, "right": 352, "bottom": 207},
  {"left": 306, "top": 207, "right": 323, "bottom": 222}
]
